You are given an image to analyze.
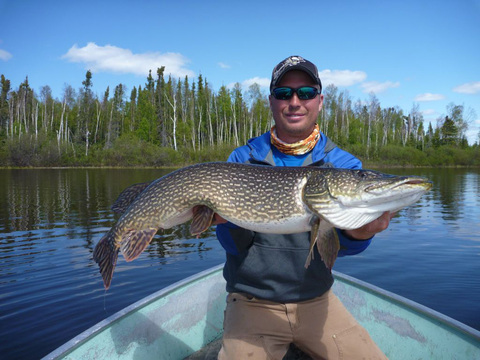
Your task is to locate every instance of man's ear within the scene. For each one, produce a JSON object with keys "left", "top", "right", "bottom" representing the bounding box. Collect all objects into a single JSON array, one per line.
[{"left": 318, "top": 94, "right": 324, "bottom": 112}]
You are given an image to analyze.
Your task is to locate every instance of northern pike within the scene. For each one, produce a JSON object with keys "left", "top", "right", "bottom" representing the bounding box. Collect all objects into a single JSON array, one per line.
[{"left": 93, "top": 162, "right": 432, "bottom": 289}]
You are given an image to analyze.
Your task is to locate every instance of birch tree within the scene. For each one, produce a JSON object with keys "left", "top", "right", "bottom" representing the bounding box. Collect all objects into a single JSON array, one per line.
[
  {"left": 0, "top": 75, "right": 11, "bottom": 133},
  {"left": 165, "top": 76, "right": 178, "bottom": 151}
]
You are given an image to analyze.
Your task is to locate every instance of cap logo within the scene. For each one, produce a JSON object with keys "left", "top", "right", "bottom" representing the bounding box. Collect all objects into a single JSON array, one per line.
[{"left": 273, "top": 56, "right": 306, "bottom": 83}]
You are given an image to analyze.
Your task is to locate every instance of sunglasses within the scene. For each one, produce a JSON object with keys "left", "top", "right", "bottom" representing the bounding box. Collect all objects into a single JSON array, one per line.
[{"left": 271, "top": 86, "right": 321, "bottom": 100}]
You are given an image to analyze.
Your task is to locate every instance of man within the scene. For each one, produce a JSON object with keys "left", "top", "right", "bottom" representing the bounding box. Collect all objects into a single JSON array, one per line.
[{"left": 215, "top": 56, "right": 391, "bottom": 359}]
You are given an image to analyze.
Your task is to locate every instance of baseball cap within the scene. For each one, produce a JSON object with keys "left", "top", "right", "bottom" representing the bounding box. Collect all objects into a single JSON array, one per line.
[{"left": 270, "top": 55, "right": 322, "bottom": 92}]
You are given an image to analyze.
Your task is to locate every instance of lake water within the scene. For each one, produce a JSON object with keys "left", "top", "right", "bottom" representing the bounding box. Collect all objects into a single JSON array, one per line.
[{"left": 0, "top": 167, "right": 479, "bottom": 359}]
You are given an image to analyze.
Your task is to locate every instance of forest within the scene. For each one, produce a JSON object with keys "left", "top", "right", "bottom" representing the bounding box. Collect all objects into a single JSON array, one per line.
[{"left": 0, "top": 68, "right": 479, "bottom": 168}]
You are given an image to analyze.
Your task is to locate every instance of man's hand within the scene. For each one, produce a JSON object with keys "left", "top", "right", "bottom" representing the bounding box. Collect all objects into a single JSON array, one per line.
[{"left": 343, "top": 211, "right": 396, "bottom": 240}]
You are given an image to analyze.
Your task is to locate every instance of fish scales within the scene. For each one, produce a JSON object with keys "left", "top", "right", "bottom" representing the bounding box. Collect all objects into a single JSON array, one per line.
[
  {"left": 93, "top": 162, "right": 432, "bottom": 289},
  {"left": 119, "top": 163, "right": 306, "bottom": 231}
]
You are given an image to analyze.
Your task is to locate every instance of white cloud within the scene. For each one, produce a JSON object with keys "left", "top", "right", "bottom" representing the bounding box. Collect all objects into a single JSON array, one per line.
[
  {"left": 0, "top": 49, "right": 12, "bottom": 61},
  {"left": 226, "top": 77, "right": 270, "bottom": 91},
  {"left": 62, "top": 42, "right": 195, "bottom": 79},
  {"left": 242, "top": 77, "right": 270, "bottom": 88},
  {"left": 452, "top": 81, "right": 480, "bottom": 94},
  {"left": 218, "top": 62, "right": 230, "bottom": 69},
  {"left": 361, "top": 81, "right": 400, "bottom": 94},
  {"left": 319, "top": 69, "right": 367, "bottom": 87},
  {"left": 235, "top": 70, "right": 366, "bottom": 91},
  {"left": 414, "top": 93, "right": 446, "bottom": 101}
]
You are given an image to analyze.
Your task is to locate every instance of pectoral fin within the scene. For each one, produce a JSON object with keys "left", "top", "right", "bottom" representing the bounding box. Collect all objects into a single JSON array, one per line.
[
  {"left": 305, "top": 217, "right": 320, "bottom": 268},
  {"left": 190, "top": 205, "right": 215, "bottom": 235},
  {"left": 120, "top": 228, "right": 158, "bottom": 262},
  {"left": 305, "top": 217, "right": 340, "bottom": 271}
]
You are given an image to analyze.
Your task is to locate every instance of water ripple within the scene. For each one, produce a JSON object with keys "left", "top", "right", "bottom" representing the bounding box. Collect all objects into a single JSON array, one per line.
[{"left": 0, "top": 167, "right": 479, "bottom": 359}]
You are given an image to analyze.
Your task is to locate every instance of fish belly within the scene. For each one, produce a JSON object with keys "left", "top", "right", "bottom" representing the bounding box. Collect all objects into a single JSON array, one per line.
[{"left": 227, "top": 213, "right": 313, "bottom": 234}]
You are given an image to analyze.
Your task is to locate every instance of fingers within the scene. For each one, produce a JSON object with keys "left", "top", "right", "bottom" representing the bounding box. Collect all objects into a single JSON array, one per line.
[
  {"left": 388, "top": 211, "right": 398, "bottom": 220},
  {"left": 374, "top": 212, "right": 391, "bottom": 232}
]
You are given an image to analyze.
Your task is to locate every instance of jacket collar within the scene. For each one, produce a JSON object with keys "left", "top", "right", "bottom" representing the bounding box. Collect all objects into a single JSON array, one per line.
[{"left": 247, "top": 131, "right": 334, "bottom": 166}]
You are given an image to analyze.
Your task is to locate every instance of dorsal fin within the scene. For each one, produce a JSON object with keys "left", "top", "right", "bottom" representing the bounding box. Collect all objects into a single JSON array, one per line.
[{"left": 111, "top": 182, "right": 152, "bottom": 214}]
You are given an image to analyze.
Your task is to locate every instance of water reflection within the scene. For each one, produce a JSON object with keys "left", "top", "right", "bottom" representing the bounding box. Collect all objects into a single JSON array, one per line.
[
  {"left": 2, "top": 167, "right": 478, "bottom": 233},
  {"left": 381, "top": 167, "right": 478, "bottom": 224},
  {"left": 0, "top": 167, "right": 479, "bottom": 359},
  {"left": 2, "top": 169, "right": 156, "bottom": 232}
]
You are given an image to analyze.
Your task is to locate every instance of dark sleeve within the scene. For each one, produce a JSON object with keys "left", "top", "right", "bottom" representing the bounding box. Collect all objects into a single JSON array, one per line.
[{"left": 336, "top": 229, "right": 373, "bottom": 257}]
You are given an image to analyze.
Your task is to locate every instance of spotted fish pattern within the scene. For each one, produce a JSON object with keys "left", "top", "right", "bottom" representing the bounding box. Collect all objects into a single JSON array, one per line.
[{"left": 93, "top": 162, "right": 432, "bottom": 289}]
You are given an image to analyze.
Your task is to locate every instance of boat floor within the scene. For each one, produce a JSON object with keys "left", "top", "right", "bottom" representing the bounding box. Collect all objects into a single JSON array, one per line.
[
  {"left": 45, "top": 265, "right": 480, "bottom": 360},
  {"left": 185, "top": 339, "right": 312, "bottom": 360}
]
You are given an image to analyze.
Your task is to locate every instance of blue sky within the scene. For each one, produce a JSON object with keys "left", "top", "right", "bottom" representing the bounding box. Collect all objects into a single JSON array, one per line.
[{"left": 1, "top": 0, "right": 479, "bottom": 143}]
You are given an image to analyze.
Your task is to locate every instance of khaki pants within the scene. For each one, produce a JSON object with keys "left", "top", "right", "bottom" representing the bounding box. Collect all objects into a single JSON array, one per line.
[{"left": 218, "top": 290, "right": 387, "bottom": 360}]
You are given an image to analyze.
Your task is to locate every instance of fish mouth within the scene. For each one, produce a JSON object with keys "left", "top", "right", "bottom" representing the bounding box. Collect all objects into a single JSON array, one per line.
[{"left": 364, "top": 177, "right": 432, "bottom": 194}]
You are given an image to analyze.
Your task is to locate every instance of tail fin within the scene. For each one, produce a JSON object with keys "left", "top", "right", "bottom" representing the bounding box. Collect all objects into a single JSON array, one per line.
[{"left": 93, "top": 231, "right": 119, "bottom": 290}]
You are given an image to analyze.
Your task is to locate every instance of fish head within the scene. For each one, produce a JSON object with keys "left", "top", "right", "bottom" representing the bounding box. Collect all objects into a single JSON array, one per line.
[
  {"left": 327, "top": 169, "right": 432, "bottom": 204},
  {"left": 304, "top": 168, "right": 432, "bottom": 230}
]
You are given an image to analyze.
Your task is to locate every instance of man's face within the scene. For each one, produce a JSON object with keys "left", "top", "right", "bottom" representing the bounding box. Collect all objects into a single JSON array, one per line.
[{"left": 269, "top": 70, "right": 323, "bottom": 143}]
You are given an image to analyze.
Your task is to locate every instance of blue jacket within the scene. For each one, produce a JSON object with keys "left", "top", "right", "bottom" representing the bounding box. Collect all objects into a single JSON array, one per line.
[{"left": 216, "top": 131, "right": 373, "bottom": 302}]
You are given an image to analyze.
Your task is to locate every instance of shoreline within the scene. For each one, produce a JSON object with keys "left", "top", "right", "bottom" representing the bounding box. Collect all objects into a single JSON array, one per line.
[{"left": 1, "top": 163, "right": 479, "bottom": 170}]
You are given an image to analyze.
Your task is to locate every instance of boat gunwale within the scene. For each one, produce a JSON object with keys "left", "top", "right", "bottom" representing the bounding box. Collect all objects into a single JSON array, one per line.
[
  {"left": 42, "top": 264, "right": 225, "bottom": 360},
  {"left": 332, "top": 270, "right": 480, "bottom": 341},
  {"left": 44, "top": 264, "right": 480, "bottom": 359}
]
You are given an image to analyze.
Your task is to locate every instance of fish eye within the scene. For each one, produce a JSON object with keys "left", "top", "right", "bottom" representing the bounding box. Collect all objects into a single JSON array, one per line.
[
  {"left": 356, "top": 170, "right": 381, "bottom": 180},
  {"left": 355, "top": 170, "right": 369, "bottom": 179}
]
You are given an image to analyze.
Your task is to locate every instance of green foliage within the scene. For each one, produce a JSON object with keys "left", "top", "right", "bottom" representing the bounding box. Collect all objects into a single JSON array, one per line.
[
  {"left": 135, "top": 88, "right": 157, "bottom": 143},
  {"left": 0, "top": 140, "right": 7, "bottom": 164},
  {"left": 0, "top": 71, "right": 478, "bottom": 168},
  {"left": 99, "top": 134, "right": 183, "bottom": 167},
  {"left": 441, "top": 116, "right": 458, "bottom": 145},
  {"left": 424, "top": 146, "right": 479, "bottom": 167},
  {"left": 0, "top": 75, "right": 11, "bottom": 129},
  {"left": 377, "top": 145, "right": 427, "bottom": 166},
  {"left": 4, "top": 134, "right": 62, "bottom": 167},
  {"left": 179, "top": 143, "right": 237, "bottom": 164},
  {"left": 348, "top": 143, "right": 479, "bottom": 168}
]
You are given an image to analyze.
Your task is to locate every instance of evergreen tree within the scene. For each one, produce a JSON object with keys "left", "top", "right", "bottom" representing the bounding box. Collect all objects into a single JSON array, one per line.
[
  {"left": 146, "top": 70, "right": 155, "bottom": 102},
  {"left": 425, "top": 122, "right": 434, "bottom": 148},
  {"left": 0, "top": 67, "right": 477, "bottom": 167},
  {"left": 128, "top": 86, "right": 137, "bottom": 132},
  {"left": 80, "top": 70, "right": 94, "bottom": 155},
  {"left": 441, "top": 116, "right": 458, "bottom": 145},
  {"left": 216, "top": 85, "right": 232, "bottom": 145},
  {"left": 432, "top": 126, "right": 441, "bottom": 147},
  {"left": 135, "top": 86, "right": 156, "bottom": 143}
]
